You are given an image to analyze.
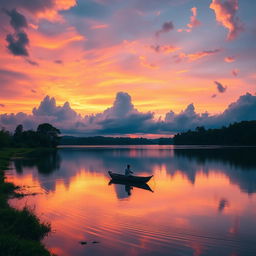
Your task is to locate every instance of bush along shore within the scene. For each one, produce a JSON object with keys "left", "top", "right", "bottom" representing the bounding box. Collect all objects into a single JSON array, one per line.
[
  {"left": 0, "top": 148, "right": 53, "bottom": 256},
  {"left": 0, "top": 123, "right": 61, "bottom": 256}
]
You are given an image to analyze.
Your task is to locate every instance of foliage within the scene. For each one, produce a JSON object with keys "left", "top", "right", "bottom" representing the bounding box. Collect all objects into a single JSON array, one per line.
[
  {"left": 0, "top": 149, "right": 52, "bottom": 256},
  {"left": 174, "top": 121, "right": 256, "bottom": 145},
  {"left": 11, "top": 123, "right": 60, "bottom": 148},
  {"left": 0, "top": 129, "right": 12, "bottom": 148}
]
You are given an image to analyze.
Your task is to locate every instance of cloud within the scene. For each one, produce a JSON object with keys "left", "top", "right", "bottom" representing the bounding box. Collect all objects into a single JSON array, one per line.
[
  {"left": 178, "top": 7, "right": 201, "bottom": 32},
  {"left": 187, "top": 7, "right": 201, "bottom": 29},
  {"left": 1, "top": 0, "right": 76, "bottom": 21},
  {"left": 139, "top": 56, "right": 158, "bottom": 69},
  {"left": 0, "top": 104, "right": 5, "bottom": 108},
  {"left": 54, "top": 60, "right": 63, "bottom": 64},
  {"left": 150, "top": 44, "right": 181, "bottom": 54},
  {"left": 4, "top": 9, "right": 30, "bottom": 56},
  {"left": 6, "top": 32, "right": 29, "bottom": 56},
  {"left": 210, "top": 0, "right": 243, "bottom": 40},
  {"left": 215, "top": 81, "right": 227, "bottom": 93},
  {"left": 32, "top": 96, "right": 79, "bottom": 121},
  {"left": 1, "top": 92, "right": 256, "bottom": 135},
  {"left": 155, "top": 21, "right": 174, "bottom": 37},
  {"left": 4, "top": 8, "right": 28, "bottom": 30},
  {"left": 25, "top": 59, "right": 39, "bottom": 66},
  {"left": 224, "top": 56, "right": 235, "bottom": 63},
  {"left": 175, "top": 49, "right": 220, "bottom": 62}
]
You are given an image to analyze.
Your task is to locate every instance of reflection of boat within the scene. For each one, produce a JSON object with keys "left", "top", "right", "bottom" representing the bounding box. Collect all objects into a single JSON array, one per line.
[
  {"left": 109, "top": 180, "right": 154, "bottom": 193},
  {"left": 108, "top": 171, "right": 153, "bottom": 183}
]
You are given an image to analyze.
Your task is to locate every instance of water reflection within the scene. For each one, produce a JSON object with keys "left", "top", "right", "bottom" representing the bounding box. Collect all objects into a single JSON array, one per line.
[
  {"left": 10, "top": 146, "right": 256, "bottom": 195},
  {"left": 109, "top": 180, "right": 153, "bottom": 199},
  {"left": 6, "top": 146, "right": 256, "bottom": 256}
]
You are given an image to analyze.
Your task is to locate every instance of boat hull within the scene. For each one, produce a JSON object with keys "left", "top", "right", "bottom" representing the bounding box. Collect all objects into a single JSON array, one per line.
[{"left": 108, "top": 171, "right": 152, "bottom": 183}]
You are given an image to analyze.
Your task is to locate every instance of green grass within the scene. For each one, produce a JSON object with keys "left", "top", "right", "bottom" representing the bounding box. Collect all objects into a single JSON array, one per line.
[{"left": 0, "top": 148, "right": 53, "bottom": 256}]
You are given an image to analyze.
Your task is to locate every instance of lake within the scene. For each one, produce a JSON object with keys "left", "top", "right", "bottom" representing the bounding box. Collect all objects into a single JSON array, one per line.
[{"left": 6, "top": 145, "right": 256, "bottom": 256}]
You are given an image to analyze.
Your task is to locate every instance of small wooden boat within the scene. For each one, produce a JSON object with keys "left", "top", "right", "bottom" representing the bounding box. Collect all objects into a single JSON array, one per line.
[{"left": 108, "top": 171, "right": 153, "bottom": 183}]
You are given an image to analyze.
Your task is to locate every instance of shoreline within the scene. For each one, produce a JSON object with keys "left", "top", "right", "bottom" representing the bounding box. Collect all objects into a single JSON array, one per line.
[{"left": 0, "top": 148, "right": 53, "bottom": 256}]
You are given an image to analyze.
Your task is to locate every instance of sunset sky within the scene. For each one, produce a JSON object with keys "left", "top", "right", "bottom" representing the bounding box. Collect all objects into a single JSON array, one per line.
[{"left": 0, "top": 0, "right": 256, "bottom": 136}]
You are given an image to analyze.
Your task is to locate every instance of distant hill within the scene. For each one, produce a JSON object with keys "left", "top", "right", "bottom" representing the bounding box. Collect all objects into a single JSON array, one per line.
[
  {"left": 60, "top": 136, "right": 173, "bottom": 145},
  {"left": 174, "top": 121, "right": 256, "bottom": 145}
]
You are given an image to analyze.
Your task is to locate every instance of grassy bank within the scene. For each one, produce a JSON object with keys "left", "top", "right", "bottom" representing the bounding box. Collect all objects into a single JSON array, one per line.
[{"left": 0, "top": 148, "right": 53, "bottom": 256}]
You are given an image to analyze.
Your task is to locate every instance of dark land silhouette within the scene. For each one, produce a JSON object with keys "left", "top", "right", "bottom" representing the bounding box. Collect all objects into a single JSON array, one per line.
[
  {"left": 60, "top": 136, "right": 173, "bottom": 145},
  {"left": 174, "top": 121, "right": 256, "bottom": 145},
  {"left": 0, "top": 123, "right": 60, "bottom": 148}
]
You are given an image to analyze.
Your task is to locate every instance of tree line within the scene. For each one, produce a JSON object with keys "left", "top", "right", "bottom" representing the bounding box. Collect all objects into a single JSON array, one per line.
[
  {"left": 0, "top": 123, "right": 60, "bottom": 148},
  {"left": 60, "top": 136, "right": 173, "bottom": 145},
  {"left": 174, "top": 120, "right": 256, "bottom": 145}
]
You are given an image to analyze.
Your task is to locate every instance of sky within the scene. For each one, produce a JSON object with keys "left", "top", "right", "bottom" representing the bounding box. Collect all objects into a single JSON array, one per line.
[{"left": 0, "top": 0, "right": 256, "bottom": 136}]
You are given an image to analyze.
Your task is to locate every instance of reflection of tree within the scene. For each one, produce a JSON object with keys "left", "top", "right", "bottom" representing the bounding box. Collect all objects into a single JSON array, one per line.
[
  {"left": 174, "top": 147, "right": 256, "bottom": 170},
  {"left": 14, "top": 150, "right": 60, "bottom": 175},
  {"left": 174, "top": 148, "right": 256, "bottom": 194}
]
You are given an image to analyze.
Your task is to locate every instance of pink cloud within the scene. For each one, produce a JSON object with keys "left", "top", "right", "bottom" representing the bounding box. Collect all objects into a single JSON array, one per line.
[
  {"left": 150, "top": 44, "right": 181, "bottom": 54},
  {"left": 90, "top": 24, "right": 109, "bottom": 30},
  {"left": 210, "top": 0, "right": 243, "bottom": 40},
  {"left": 175, "top": 49, "right": 221, "bottom": 62},
  {"left": 225, "top": 56, "right": 236, "bottom": 63},
  {"left": 187, "top": 7, "right": 201, "bottom": 29},
  {"left": 178, "top": 7, "right": 201, "bottom": 33}
]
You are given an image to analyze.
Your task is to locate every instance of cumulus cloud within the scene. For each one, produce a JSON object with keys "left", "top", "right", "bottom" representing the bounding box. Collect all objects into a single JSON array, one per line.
[
  {"left": 215, "top": 81, "right": 227, "bottom": 93},
  {"left": 210, "top": 0, "right": 243, "bottom": 40},
  {"left": 155, "top": 21, "right": 174, "bottom": 37},
  {"left": 1, "top": 92, "right": 256, "bottom": 135}
]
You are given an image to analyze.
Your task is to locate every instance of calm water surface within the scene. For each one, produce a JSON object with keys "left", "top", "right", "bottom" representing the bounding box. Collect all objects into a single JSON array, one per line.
[{"left": 6, "top": 146, "right": 256, "bottom": 256}]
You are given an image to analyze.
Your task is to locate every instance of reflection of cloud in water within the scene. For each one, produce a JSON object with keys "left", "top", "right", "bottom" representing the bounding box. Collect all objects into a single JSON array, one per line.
[{"left": 11, "top": 146, "right": 256, "bottom": 195}]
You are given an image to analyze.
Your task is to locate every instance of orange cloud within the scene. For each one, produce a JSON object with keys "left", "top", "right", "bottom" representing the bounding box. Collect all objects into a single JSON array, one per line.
[
  {"left": 29, "top": 27, "right": 85, "bottom": 49},
  {"left": 139, "top": 56, "right": 159, "bottom": 69},
  {"left": 210, "top": 0, "right": 243, "bottom": 40},
  {"left": 176, "top": 49, "right": 220, "bottom": 62},
  {"left": 178, "top": 7, "right": 201, "bottom": 32},
  {"left": 36, "top": 0, "right": 77, "bottom": 21},
  {"left": 188, "top": 7, "right": 201, "bottom": 29},
  {"left": 150, "top": 45, "right": 181, "bottom": 54},
  {"left": 225, "top": 56, "right": 235, "bottom": 63}
]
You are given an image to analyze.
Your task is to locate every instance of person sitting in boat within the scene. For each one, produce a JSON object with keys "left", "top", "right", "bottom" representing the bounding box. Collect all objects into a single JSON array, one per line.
[{"left": 125, "top": 164, "right": 133, "bottom": 176}]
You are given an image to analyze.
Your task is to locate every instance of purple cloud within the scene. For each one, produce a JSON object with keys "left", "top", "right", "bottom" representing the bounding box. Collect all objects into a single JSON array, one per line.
[
  {"left": 214, "top": 81, "right": 227, "bottom": 93},
  {"left": 1, "top": 92, "right": 256, "bottom": 136},
  {"left": 155, "top": 21, "right": 174, "bottom": 37}
]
